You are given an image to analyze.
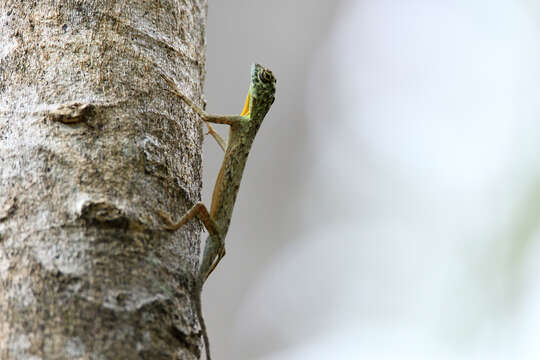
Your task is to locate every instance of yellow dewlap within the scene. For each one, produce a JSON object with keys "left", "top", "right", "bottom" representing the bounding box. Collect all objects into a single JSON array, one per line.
[{"left": 240, "top": 91, "right": 251, "bottom": 116}]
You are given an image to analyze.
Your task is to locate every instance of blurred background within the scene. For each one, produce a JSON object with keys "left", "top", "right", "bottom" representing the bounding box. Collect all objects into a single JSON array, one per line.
[{"left": 202, "top": 1, "right": 540, "bottom": 359}]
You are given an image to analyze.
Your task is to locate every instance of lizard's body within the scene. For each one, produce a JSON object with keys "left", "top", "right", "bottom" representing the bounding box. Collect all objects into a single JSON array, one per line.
[{"left": 160, "top": 64, "right": 276, "bottom": 359}]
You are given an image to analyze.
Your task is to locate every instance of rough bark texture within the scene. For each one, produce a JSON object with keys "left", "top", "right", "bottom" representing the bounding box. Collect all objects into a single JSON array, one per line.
[{"left": 0, "top": 0, "right": 208, "bottom": 358}]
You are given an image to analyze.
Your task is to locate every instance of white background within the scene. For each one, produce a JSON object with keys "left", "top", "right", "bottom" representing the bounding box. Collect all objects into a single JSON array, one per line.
[{"left": 203, "top": 1, "right": 540, "bottom": 359}]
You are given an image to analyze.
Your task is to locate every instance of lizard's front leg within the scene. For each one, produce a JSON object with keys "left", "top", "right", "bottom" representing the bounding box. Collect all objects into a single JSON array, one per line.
[{"left": 161, "top": 74, "right": 242, "bottom": 152}]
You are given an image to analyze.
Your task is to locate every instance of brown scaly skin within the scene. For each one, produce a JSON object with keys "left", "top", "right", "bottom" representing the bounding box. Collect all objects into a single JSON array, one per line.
[{"left": 159, "top": 64, "right": 276, "bottom": 360}]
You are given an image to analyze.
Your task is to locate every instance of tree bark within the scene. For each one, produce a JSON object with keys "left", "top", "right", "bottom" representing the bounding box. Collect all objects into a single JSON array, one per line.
[{"left": 0, "top": 0, "right": 207, "bottom": 358}]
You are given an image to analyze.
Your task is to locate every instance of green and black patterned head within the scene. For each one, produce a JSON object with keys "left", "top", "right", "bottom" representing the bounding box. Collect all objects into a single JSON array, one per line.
[{"left": 240, "top": 64, "right": 276, "bottom": 119}]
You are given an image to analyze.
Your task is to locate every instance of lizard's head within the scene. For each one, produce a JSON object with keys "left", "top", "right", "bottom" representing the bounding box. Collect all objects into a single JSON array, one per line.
[{"left": 240, "top": 63, "right": 276, "bottom": 118}]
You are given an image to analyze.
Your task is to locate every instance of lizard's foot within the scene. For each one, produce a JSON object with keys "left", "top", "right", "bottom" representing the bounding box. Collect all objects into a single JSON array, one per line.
[{"left": 156, "top": 210, "right": 177, "bottom": 231}]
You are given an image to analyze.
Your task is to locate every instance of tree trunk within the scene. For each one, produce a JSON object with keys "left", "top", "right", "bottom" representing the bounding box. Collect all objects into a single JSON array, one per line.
[{"left": 0, "top": 0, "right": 207, "bottom": 358}]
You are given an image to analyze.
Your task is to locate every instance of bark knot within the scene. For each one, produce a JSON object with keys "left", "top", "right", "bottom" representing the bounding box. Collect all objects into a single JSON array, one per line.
[{"left": 48, "top": 102, "right": 95, "bottom": 124}]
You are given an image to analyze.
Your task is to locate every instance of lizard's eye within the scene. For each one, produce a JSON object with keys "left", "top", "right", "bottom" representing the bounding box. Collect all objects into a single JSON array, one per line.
[{"left": 258, "top": 70, "right": 273, "bottom": 84}]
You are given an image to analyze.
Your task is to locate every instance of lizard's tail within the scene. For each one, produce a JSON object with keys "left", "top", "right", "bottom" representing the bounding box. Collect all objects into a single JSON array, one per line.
[{"left": 194, "top": 282, "right": 212, "bottom": 360}]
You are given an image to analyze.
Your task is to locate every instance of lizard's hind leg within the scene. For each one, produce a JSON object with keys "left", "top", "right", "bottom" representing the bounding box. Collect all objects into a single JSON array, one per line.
[
  {"left": 158, "top": 202, "right": 225, "bottom": 282},
  {"left": 200, "top": 234, "right": 226, "bottom": 282},
  {"left": 158, "top": 203, "right": 225, "bottom": 280},
  {"left": 158, "top": 202, "right": 219, "bottom": 236}
]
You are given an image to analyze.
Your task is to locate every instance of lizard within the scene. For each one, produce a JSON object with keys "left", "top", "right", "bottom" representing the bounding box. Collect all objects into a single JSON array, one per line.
[{"left": 159, "top": 63, "right": 276, "bottom": 359}]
